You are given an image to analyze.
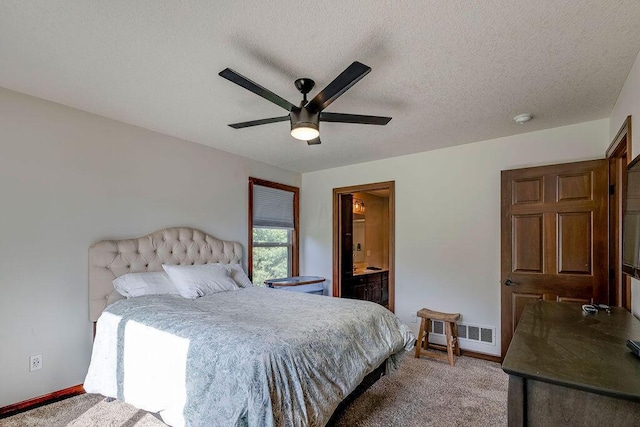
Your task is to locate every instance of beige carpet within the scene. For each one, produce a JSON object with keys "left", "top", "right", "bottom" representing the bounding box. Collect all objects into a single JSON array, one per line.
[
  {"left": 332, "top": 354, "right": 507, "bottom": 426},
  {"left": 1, "top": 355, "right": 507, "bottom": 427}
]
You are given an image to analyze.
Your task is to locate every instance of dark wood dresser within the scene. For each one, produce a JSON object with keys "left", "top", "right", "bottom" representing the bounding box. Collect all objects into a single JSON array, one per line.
[{"left": 502, "top": 301, "right": 640, "bottom": 426}]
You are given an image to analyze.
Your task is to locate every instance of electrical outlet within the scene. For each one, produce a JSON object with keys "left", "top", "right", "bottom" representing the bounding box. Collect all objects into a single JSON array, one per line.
[{"left": 29, "top": 354, "right": 42, "bottom": 372}]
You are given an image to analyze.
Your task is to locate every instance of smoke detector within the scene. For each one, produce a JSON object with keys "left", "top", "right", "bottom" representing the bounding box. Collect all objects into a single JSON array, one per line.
[{"left": 513, "top": 113, "right": 533, "bottom": 125}]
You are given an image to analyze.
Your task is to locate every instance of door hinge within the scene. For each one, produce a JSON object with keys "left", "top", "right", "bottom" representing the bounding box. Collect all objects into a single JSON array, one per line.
[{"left": 609, "top": 184, "right": 615, "bottom": 195}]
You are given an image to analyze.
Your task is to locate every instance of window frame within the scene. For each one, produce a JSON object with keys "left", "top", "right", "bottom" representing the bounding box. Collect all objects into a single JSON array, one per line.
[{"left": 248, "top": 177, "right": 299, "bottom": 282}]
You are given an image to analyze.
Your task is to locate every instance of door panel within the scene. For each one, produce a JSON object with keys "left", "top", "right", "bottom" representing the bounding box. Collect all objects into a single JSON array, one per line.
[
  {"left": 556, "top": 296, "right": 592, "bottom": 304},
  {"left": 558, "top": 212, "right": 592, "bottom": 274},
  {"left": 557, "top": 172, "right": 592, "bottom": 201},
  {"left": 501, "top": 159, "right": 608, "bottom": 357},
  {"left": 513, "top": 178, "right": 543, "bottom": 204},
  {"left": 512, "top": 214, "right": 544, "bottom": 273}
]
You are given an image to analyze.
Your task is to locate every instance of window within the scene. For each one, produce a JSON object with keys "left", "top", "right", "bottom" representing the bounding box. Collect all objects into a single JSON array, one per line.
[{"left": 248, "top": 178, "right": 299, "bottom": 285}]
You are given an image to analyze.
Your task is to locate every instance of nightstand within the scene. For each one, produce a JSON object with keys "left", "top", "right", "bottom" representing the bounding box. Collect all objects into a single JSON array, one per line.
[{"left": 264, "top": 276, "right": 326, "bottom": 295}]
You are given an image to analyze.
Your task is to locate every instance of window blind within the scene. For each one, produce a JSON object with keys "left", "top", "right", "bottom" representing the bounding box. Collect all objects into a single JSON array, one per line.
[{"left": 253, "top": 184, "right": 295, "bottom": 229}]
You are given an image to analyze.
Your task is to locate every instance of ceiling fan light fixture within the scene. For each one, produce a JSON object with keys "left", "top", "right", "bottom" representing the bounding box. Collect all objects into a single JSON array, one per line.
[
  {"left": 290, "top": 123, "right": 319, "bottom": 141},
  {"left": 290, "top": 108, "right": 320, "bottom": 141}
]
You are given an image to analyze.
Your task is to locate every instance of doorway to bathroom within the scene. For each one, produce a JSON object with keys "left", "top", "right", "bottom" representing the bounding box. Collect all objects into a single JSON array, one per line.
[{"left": 332, "top": 181, "right": 395, "bottom": 312}]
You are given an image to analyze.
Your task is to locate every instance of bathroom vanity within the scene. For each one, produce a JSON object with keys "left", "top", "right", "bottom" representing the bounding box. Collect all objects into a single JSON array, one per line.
[{"left": 342, "top": 269, "right": 389, "bottom": 308}]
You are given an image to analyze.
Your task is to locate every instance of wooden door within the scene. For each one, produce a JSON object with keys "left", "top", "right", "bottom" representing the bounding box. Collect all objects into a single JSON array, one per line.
[
  {"left": 340, "top": 194, "right": 354, "bottom": 290},
  {"left": 607, "top": 116, "right": 632, "bottom": 310},
  {"left": 501, "top": 159, "right": 609, "bottom": 357}
]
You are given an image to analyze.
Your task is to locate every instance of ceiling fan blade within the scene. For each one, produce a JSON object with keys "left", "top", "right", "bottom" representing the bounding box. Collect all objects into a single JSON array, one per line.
[
  {"left": 320, "top": 112, "right": 391, "bottom": 125},
  {"left": 219, "top": 68, "right": 297, "bottom": 112},
  {"left": 307, "top": 137, "right": 321, "bottom": 145},
  {"left": 305, "top": 62, "right": 371, "bottom": 113},
  {"left": 228, "top": 116, "right": 290, "bottom": 129}
]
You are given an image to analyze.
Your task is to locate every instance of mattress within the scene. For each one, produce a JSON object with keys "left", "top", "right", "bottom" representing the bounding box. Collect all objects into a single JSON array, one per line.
[{"left": 84, "top": 287, "right": 414, "bottom": 426}]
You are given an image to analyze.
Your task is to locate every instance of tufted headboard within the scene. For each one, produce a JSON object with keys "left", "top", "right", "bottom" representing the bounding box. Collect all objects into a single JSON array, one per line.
[{"left": 89, "top": 227, "right": 243, "bottom": 321}]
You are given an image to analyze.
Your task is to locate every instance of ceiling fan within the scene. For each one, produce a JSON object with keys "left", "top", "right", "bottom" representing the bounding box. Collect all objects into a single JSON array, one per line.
[{"left": 219, "top": 61, "right": 391, "bottom": 145}]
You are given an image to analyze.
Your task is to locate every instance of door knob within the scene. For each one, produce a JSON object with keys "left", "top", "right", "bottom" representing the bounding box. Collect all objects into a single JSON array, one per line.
[{"left": 504, "top": 279, "right": 519, "bottom": 286}]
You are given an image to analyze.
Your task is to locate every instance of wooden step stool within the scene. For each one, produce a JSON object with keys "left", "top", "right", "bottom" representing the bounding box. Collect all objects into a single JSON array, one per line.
[{"left": 414, "top": 308, "right": 461, "bottom": 366}]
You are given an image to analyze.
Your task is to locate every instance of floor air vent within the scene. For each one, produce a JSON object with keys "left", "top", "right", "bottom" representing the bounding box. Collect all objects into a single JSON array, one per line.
[
  {"left": 430, "top": 320, "right": 495, "bottom": 345},
  {"left": 432, "top": 319, "right": 444, "bottom": 335}
]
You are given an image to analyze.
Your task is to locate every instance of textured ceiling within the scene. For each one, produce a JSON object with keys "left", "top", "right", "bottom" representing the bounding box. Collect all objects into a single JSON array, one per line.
[{"left": 2, "top": 1, "right": 640, "bottom": 173}]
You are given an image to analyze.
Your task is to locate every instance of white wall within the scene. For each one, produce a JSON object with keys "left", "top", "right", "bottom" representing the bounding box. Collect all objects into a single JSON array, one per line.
[
  {"left": 0, "top": 87, "right": 300, "bottom": 407},
  {"left": 610, "top": 49, "right": 640, "bottom": 317},
  {"left": 301, "top": 119, "right": 609, "bottom": 356}
]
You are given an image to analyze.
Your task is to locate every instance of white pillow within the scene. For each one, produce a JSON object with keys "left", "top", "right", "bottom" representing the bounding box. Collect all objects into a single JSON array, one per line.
[
  {"left": 162, "top": 263, "right": 238, "bottom": 299},
  {"left": 113, "top": 271, "right": 179, "bottom": 298},
  {"left": 225, "top": 264, "right": 254, "bottom": 288}
]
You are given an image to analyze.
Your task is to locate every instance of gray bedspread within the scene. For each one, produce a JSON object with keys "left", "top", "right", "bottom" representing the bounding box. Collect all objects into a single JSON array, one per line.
[{"left": 84, "top": 287, "right": 414, "bottom": 427}]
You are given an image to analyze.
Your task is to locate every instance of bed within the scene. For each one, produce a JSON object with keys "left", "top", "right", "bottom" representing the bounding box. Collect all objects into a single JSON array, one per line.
[{"left": 84, "top": 227, "right": 414, "bottom": 427}]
